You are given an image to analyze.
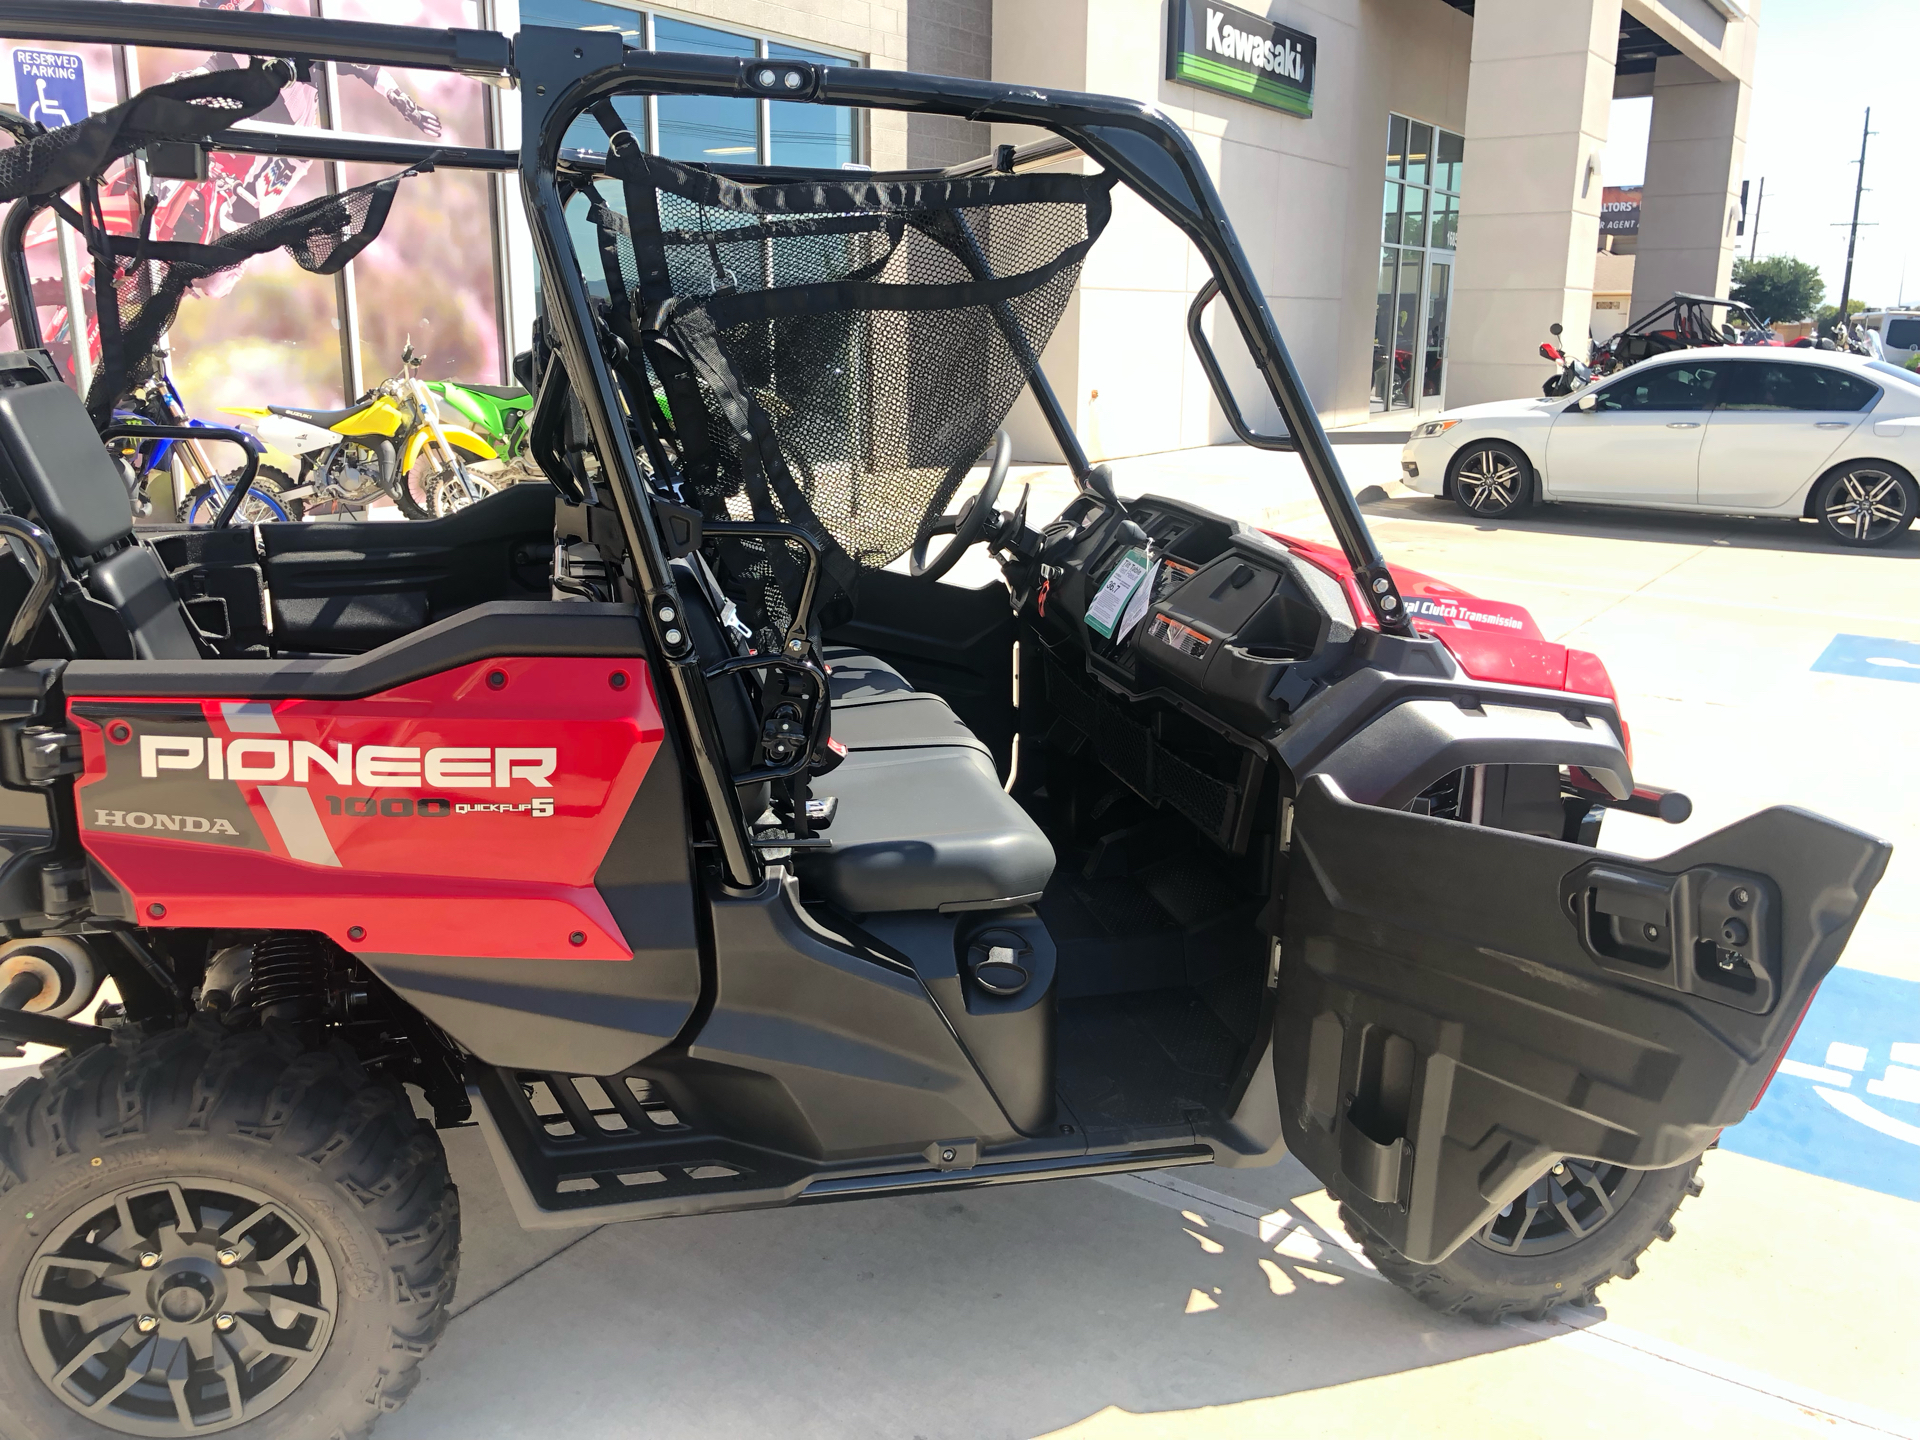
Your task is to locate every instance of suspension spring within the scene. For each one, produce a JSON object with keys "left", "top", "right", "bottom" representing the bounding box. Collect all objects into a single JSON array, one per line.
[{"left": 247, "top": 933, "right": 333, "bottom": 1021}]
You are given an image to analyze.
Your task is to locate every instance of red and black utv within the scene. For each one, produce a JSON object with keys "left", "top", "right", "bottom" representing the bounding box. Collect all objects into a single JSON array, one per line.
[
  {"left": 0, "top": 5, "right": 1891, "bottom": 1437},
  {"left": 1590, "top": 291, "right": 1772, "bottom": 374}
]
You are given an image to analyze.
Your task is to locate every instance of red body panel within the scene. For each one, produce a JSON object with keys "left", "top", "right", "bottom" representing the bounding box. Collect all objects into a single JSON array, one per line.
[{"left": 74, "top": 657, "right": 661, "bottom": 961}]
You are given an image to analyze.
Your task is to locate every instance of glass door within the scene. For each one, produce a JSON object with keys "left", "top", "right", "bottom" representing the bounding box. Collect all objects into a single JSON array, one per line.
[
  {"left": 1420, "top": 258, "right": 1451, "bottom": 414},
  {"left": 1373, "top": 116, "right": 1462, "bottom": 415}
]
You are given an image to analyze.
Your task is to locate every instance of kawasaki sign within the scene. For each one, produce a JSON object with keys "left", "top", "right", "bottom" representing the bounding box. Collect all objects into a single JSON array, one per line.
[{"left": 1166, "top": 0, "right": 1316, "bottom": 119}]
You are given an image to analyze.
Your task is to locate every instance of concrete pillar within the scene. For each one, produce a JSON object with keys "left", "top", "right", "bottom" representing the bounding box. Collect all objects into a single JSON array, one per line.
[
  {"left": 1628, "top": 55, "right": 1748, "bottom": 319},
  {"left": 1446, "top": 0, "right": 1619, "bottom": 408}
]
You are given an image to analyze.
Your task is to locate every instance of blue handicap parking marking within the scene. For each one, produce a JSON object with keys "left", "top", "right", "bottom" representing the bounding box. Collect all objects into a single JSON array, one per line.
[
  {"left": 1811, "top": 633, "right": 1920, "bottom": 684},
  {"left": 1720, "top": 966, "right": 1920, "bottom": 1201}
]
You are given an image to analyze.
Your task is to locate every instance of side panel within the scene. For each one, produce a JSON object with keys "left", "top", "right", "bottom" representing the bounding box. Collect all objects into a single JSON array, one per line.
[
  {"left": 367, "top": 747, "right": 704, "bottom": 1075},
  {"left": 73, "top": 656, "right": 663, "bottom": 961},
  {"left": 1275, "top": 775, "right": 1889, "bottom": 1265}
]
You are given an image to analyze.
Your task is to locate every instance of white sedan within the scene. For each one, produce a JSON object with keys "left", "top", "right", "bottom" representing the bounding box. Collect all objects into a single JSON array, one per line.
[{"left": 1398, "top": 347, "right": 1920, "bottom": 546}]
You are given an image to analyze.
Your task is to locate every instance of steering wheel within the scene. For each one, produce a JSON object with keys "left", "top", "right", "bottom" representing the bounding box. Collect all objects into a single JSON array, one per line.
[{"left": 910, "top": 431, "right": 1013, "bottom": 582}]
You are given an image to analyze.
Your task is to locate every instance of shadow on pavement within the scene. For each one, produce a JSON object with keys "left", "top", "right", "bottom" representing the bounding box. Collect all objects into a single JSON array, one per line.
[{"left": 384, "top": 1127, "right": 1542, "bottom": 1440}]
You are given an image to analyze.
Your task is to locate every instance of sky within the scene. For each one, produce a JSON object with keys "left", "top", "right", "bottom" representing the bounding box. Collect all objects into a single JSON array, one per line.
[{"left": 1604, "top": 0, "right": 1920, "bottom": 309}]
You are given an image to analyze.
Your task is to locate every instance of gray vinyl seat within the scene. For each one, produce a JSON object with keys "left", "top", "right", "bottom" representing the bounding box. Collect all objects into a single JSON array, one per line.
[
  {"left": 797, "top": 745, "right": 1054, "bottom": 914},
  {"left": 672, "top": 591, "right": 1051, "bottom": 915},
  {"left": 822, "top": 645, "right": 918, "bottom": 706}
]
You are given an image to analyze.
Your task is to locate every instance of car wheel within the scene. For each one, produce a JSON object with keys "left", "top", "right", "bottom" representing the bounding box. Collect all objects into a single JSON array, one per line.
[
  {"left": 1812, "top": 462, "right": 1918, "bottom": 547},
  {"left": 1341, "top": 1154, "right": 1703, "bottom": 1323},
  {"left": 1449, "top": 441, "right": 1533, "bottom": 518},
  {"left": 0, "top": 1019, "right": 459, "bottom": 1438}
]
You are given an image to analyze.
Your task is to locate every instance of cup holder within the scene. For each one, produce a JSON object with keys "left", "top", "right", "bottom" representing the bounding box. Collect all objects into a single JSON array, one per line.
[{"left": 967, "top": 930, "right": 1033, "bottom": 997}]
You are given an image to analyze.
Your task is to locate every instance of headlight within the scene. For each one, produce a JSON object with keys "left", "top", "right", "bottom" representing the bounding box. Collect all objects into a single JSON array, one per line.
[{"left": 1413, "top": 419, "right": 1460, "bottom": 439}]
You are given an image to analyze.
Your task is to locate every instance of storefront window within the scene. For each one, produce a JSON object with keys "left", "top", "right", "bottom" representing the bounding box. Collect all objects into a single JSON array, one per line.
[
  {"left": 1372, "top": 249, "right": 1396, "bottom": 409},
  {"left": 1400, "top": 188, "right": 1428, "bottom": 248},
  {"left": 656, "top": 18, "right": 759, "bottom": 162},
  {"left": 519, "top": 7, "right": 863, "bottom": 168},
  {"left": 1374, "top": 113, "right": 1463, "bottom": 413},
  {"left": 320, "top": 0, "right": 489, "bottom": 148},
  {"left": 769, "top": 43, "right": 856, "bottom": 167},
  {"left": 346, "top": 163, "right": 501, "bottom": 389},
  {"left": 1381, "top": 183, "right": 1402, "bottom": 246},
  {"left": 1405, "top": 122, "right": 1431, "bottom": 188},
  {"left": 1436, "top": 130, "right": 1465, "bottom": 194}
]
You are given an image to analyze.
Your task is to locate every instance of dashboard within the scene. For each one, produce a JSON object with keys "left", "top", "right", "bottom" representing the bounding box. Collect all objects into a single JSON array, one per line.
[{"left": 1035, "top": 493, "right": 1357, "bottom": 739}]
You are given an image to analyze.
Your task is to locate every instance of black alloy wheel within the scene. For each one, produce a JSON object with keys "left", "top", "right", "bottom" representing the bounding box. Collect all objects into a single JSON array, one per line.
[
  {"left": 20, "top": 1178, "right": 336, "bottom": 1434},
  {"left": 1449, "top": 441, "right": 1533, "bottom": 518},
  {"left": 1472, "top": 1158, "right": 1644, "bottom": 1257},
  {"left": 0, "top": 1020, "right": 459, "bottom": 1440},
  {"left": 1340, "top": 1155, "right": 1703, "bottom": 1323},
  {"left": 1813, "top": 462, "right": 1918, "bottom": 547}
]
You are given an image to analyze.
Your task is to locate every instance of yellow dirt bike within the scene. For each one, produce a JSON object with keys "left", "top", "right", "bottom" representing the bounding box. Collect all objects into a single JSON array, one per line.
[{"left": 222, "top": 344, "right": 497, "bottom": 520}]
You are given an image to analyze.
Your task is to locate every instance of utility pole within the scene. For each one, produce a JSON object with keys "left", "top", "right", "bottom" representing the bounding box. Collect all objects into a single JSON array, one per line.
[
  {"left": 1837, "top": 108, "right": 1872, "bottom": 329},
  {"left": 1748, "top": 176, "right": 1764, "bottom": 262}
]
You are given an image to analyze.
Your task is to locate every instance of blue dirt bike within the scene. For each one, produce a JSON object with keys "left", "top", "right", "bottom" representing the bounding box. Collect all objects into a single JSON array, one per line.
[{"left": 106, "top": 362, "right": 292, "bottom": 525}]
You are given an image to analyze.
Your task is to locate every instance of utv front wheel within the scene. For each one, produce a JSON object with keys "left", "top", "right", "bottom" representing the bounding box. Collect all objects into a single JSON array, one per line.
[
  {"left": 1343, "top": 1154, "right": 1703, "bottom": 1323},
  {"left": 0, "top": 1020, "right": 459, "bottom": 1438}
]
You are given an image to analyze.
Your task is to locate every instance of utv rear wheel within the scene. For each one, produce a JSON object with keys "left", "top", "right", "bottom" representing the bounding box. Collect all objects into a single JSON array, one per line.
[
  {"left": 0, "top": 1019, "right": 459, "bottom": 1438},
  {"left": 1341, "top": 1154, "right": 1703, "bottom": 1323},
  {"left": 1448, "top": 441, "right": 1533, "bottom": 519}
]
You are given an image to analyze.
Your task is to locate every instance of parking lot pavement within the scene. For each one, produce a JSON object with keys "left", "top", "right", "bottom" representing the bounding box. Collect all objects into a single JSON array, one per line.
[{"left": 382, "top": 443, "right": 1918, "bottom": 1440}]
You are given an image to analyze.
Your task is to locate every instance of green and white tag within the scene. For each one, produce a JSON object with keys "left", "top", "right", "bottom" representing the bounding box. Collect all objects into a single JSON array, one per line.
[{"left": 1086, "top": 547, "right": 1152, "bottom": 639}]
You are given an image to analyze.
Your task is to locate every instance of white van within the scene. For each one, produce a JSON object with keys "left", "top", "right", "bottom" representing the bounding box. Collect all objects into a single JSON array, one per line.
[{"left": 1854, "top": 311, "right": 1920, "bottom": 364}]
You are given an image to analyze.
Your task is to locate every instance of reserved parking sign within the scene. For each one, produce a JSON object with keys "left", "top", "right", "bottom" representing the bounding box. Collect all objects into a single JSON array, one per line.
[{"left": 11, "top": 48, "right": 88, "bottom": 129}]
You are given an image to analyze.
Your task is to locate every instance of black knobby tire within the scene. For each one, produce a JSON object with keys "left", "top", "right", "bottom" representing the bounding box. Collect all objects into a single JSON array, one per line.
[
  {"left": 0, "top": 1017, "right": 459, "bottom": 1438},
  {"left": 1811, "top": 461, "right": 1918, "bottom": 547},
  {"left": 1448, "top": 440, "right": 1534, "bottom": 519},
  {"left": 1342, "top": 1155, "right": 1703, "bottom": 1324}
]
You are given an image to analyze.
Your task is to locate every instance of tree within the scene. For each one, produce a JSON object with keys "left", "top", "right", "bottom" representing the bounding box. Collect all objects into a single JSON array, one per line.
[
  {"left": 1814, "top": 298, "right": 1868, "bottom": 332},
  {"left": 1730, "top": 256, "right": 1826, "bottom": 323}
]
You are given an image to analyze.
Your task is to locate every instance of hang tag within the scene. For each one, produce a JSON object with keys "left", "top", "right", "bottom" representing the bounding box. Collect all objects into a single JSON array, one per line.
[
  {"left": 1085, "top": 547, "right": 1151, "bottom": 639},
  {"left": 1117, "top": 559, "right": 1160, "bottom": 643}
]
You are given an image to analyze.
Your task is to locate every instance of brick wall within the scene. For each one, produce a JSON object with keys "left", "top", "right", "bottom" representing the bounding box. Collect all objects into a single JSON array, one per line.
[{"left": 906, "top": 0, "right": 991, "bottom": 168}]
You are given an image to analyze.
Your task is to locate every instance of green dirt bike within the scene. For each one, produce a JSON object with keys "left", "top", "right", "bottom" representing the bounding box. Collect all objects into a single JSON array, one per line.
[
  {"left": 423, "top": 374, "right": 537, "bottom": 508},
  {"left": 426, "top": 376, "right": 532, "bottom": 458}
]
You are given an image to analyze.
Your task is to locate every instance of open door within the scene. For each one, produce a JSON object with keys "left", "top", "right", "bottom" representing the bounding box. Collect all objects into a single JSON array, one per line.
[{"left": 1274, "top": 774, "right": 1890, "bottom": 1265}]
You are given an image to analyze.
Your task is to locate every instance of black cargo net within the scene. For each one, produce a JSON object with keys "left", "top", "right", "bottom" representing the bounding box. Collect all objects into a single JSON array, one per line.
[
  {"left": 588, "top": 142, "right": 1114, "bottom": 648},
  {"left": 0, "top": 65, "right": 286, "bottom": 205},
  {"left": 0, "top": 62, "right": 412, "bottom": 427},
  {"left": 70, "top": 167, "right": 411, "bottom": 429}
]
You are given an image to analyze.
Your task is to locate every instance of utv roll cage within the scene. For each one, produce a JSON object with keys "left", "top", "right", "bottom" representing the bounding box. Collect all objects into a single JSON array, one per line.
[
  {"left": 0, "top": 0, "right": 1413, "bottom": 892},
  {"left": 1594, "top": 291, "right": 1769, "bottom": 371}
]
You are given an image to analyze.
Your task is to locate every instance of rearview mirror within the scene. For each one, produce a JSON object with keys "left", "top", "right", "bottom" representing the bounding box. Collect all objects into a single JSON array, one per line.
[
  {"left": 1575, "top": 392, "right": 1598, "bottom": 412},
  {"left": 1550, "top": 322, "right": 1564, "bottom": 337}
]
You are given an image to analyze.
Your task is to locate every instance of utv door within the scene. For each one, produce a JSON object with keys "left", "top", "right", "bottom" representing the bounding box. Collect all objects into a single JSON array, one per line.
[{"left": 1274, "top": 774, "right": 1890, "bottom": 1265}]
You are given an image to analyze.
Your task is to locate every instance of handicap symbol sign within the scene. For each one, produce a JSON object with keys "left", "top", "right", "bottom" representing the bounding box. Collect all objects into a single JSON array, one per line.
[
  {"left": 1811, "top": 633, "right": 1920, "bottom": 684},
  {"left": 10, "top": 49, "right": 88, "bottom": 130},
  {"left": 1720, "top": 966, "right": 1920, "bottom": 1200}
]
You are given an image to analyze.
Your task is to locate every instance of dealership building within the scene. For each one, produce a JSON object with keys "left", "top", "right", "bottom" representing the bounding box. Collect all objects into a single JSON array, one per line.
[
  {"left": 487, "top": 0, "right": 1759, "bottom": 457},
  {"left": 3, "top": 0, "right": 1761, "bottom": 463}
]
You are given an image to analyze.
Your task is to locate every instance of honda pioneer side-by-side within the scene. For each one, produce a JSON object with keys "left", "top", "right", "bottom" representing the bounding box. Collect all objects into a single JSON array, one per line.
[{"left": 0, "top": 6, "right": 1890, "bottom": 1437}]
